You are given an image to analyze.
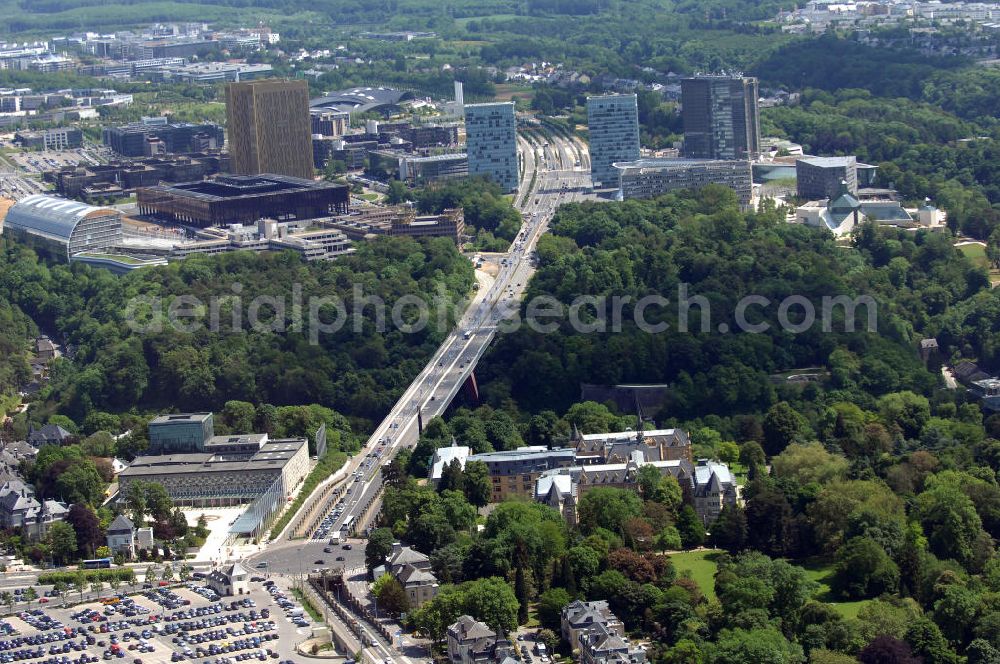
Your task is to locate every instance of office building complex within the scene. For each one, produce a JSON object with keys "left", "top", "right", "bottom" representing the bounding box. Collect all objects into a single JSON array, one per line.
[
  {"left": 464, "top": 102, "right": 518, "bottom": 193},
  {"left": 170, "top": 218, "right": 354, "bottom": 262},
  {"left": 136, "top": 174, "right": 349, "bottom": 227},
  {"left": 681, "top": 75, "right": 760, "bottom": 160},
  {"left": 614, "top": 158, "right": 753, "bottom": 209},
  {"left": 226, "top": 79, "right": 314, "bottom": 179},
  {"left": 796, "top": 156, "right": 858, "bottom": 200},
  {"left": 14, "top": 127, "right": 82, "bottom": 151},
  {"left": 53, "top": 153, "right": 228, "bottom": 200},
  {"left": 586, "top": 94, "right": 641, "bottom": 188},
  {"left": 1, "top": 195, "right": 122, "bottom": 261},
  {"left": 311, "top": 111, "right": 350, "bottom": 137},
  {"left": 369, "top": 150, "right": 469, "bottom": 185},
  {"left": 428, "top": 444, "right": 577, "bottom": 502},
  {"left": 327, "top": 207, "right": 465, "bottom": 245},
  {"left": 103, "top": 120, "right": 224, "bottom": 158},
  {"left": 118, "top": 435, "right": 309, "bottom": 505}
]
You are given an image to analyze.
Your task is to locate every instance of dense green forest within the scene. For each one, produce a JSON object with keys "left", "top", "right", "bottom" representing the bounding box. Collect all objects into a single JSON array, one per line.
[
  {"left": 471, "top": 186, "right": 984, "bottom": 422},
  {"left": 372, "top": 187, "right": 1000, "bottom": 664},
  {"left": 0, "top": 235, "right": 474, "bottom": 433}
]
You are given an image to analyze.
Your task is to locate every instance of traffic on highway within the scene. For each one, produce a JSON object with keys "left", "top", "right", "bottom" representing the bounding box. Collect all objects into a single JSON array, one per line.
[{"left": 264, "top": 134, "right": 593, "bottom": 554}]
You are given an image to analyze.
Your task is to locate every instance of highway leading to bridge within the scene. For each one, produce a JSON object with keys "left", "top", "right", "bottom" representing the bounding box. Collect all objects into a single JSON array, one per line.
[{"left": 247, "top": 134, "right": 591, "bottom": 610}]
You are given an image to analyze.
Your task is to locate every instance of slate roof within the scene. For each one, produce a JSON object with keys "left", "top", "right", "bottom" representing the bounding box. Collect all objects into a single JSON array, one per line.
[{"left": 108, "top": 514, "right": 135, "bottom": 534}]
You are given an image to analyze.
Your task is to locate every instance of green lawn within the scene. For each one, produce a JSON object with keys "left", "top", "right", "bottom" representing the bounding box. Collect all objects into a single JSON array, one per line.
[
  {"left": 669, "top": 550, "right": 722, "bottom": 600},
  {"left": 957, "top": 242, "right": 1000, "bottom": 285},
  {"left": 667, "top": 551, "right": 869, "bottom": 618},
  {"left": 799, "top": 560, "right": 870, "bottom": 619},
  {"left": 959, "top": 242, "right": 988, "bottom": 268}
]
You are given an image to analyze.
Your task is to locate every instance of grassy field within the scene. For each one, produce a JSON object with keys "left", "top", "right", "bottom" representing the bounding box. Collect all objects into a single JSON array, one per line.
[
  {"left": 495, "top": 83, "right": 535, "bottom": 103},
  {"left": 454, "top": 14, "right": 523, "bottom": 26},
  {"left": 668, "top": 550, "right": 869, "bottom": 618},
  {"left": 669, "top": 550, "right": 722, "bottom": 600},
  {"left": 958, "top": 242, "right": 1000, "bottom": 286},
  {"left": 799, "top": 560, "right": 869, "bottom": 619}
]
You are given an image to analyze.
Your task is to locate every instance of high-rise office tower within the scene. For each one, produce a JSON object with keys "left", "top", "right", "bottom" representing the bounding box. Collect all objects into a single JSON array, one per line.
[
  {"left": 226, "top": 78, "right": 314, "bottom": 180},
  {"left": 464, "top": 102, "right": 518, "bottom": 193},
  {"left": 681, "top": 75, "right": 760, "bottom": 160},
  {"left": 586, "top": 93, "right": 641, "bottom": 188}
]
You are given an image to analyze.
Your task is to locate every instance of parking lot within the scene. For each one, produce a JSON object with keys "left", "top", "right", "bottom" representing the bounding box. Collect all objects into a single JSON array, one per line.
[
  {"left": 0, "top": 577, "right": 320, "bottom": 664},
  {"left": 6, "top": 148, "right": 101, "bottom": 174}
]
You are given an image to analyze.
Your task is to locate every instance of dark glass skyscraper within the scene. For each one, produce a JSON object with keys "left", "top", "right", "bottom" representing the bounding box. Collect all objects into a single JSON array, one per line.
[{"left": 681, "top": 75, "right": 760, "bottom": 160}]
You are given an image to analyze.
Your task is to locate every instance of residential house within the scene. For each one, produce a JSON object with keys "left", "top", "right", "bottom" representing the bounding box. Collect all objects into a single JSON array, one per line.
[
  {"left": 27, "top": 424, "right": 73, "bottom": 447},
  {"left": 106, "top": 514, "right": 138, "bottom": 558},
  {"left": 447, "top": 615, "right": 512, "bottom": 664},
  {"left": 388, "top": 543, "right": 438, "bottom": 607},
  {"left": 561, "top": 600, "right": 623, "bottom": 652},
  {"left": 953, "top": 361, "right": 990, "bottom": 387},
  {"left": 23, "top": 499, "right": 69, "bottom": 540},
  {"left": 561, "top": 601, "right": 644, "bottom": 664},
  {"left": 577, "top": 621, "right": 645, "bottom": 664},
  {"left": 0, "top": 485, "right": 39, "bottom": 529}
]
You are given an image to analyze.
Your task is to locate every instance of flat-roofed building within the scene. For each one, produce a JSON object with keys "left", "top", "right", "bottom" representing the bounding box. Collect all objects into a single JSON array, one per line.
[
  {"left": 389, "top": 208, "right": 465, "bottom": 243},
  {"left": 1, "top": 194, "right": 122, "bottom": 261},
  {"left": 226, "top": 79, "right": 314, "bottom": 179},
  {"left": 102, "top": 120, "right": 224, "bottom": 158},
  {"left": 118, "top": 436, "right": 309, "bottom": 504},
  {"left": 467, "top": 446, "right": 577, "bottom": 502},
  {"left": 587, "top": 94, "right": 640, "bottom": 188},
  {"left": 148, "top": 412, "right": 215, "bottom": 454},
  {"left": 369, "top": 150, "right": 468, "bottom": 185},
  {"left": 136, "top": 174, "right": 349, "bottom": 227},
  {"left": 15, "top": 127, "right": 82, "bottom": 151},
  {"left": 464, "top": 102, "right": 518, "bottom": 193},
  {"left": 796, "top": 156, "right": 858, "bottom": 200},
  {"left": 311, "top": 111, "right": 350, "bottom": 137},
  {"left": 614, "top": 158, "right": 753, "bottom": 209}
]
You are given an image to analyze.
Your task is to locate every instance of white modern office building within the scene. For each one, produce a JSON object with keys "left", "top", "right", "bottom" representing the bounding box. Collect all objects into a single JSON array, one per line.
[
  {"left": 587, "top": 94, "right": 640, "bottom": 188},
  {"left": 464, "top": 102, "right": 518, "bottom": 193}
]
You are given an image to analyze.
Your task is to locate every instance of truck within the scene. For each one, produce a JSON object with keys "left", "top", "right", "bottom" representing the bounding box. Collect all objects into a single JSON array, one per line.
[{"left": 463, "top": 330, "right": 472, "bottom": 339}]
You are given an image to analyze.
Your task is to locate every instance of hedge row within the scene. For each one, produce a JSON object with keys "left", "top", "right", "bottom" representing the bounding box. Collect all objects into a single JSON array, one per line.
[{"left": 37, "top": 568, "right": 136, "bottom": 585}]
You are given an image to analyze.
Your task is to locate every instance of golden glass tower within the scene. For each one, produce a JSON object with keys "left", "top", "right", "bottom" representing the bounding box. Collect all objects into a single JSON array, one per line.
[{"left": 226, "top": 79, "right": 314, "bottom": 180}]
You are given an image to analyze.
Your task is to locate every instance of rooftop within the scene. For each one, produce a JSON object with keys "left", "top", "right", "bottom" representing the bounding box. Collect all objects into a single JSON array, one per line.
[
  {"left": 145, "top": 174, "right": 345, "bottom": 202},
  {"left": 5, "top": 194, "right": 119, "bottom": 243},
  {"left": 119, "top": 438, "right": 307, "bottom": 478},
  {"left": 150, "top": 412, "right": 213, "bottom": 425},
  {"left": 310, "top": 87, "right": 411, "bottom": 114},
  {"left": 797, "top": 156, "right": 856, "bottom": 167},
  {"left": 613, "top": 158, "right": 749, "bottom": 172}
]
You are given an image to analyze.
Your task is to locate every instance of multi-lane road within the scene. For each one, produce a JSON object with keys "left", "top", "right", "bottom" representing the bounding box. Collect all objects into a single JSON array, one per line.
[{"left": 248, "top": 134, "right": 591, "bottom": 576}]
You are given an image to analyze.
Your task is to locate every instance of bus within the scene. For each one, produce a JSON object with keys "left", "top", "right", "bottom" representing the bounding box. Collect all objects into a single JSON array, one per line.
[
  {"left": 81, "top": 557, "right": 113, "bottom": 569},
  {"left": 341, "top": 515, "right": 356, "bottom": 533}
]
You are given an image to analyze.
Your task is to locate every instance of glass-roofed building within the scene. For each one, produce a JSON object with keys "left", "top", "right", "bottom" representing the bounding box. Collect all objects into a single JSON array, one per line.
[{"left": 2, "top": 194, "right": 123, "bottom": 261}]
